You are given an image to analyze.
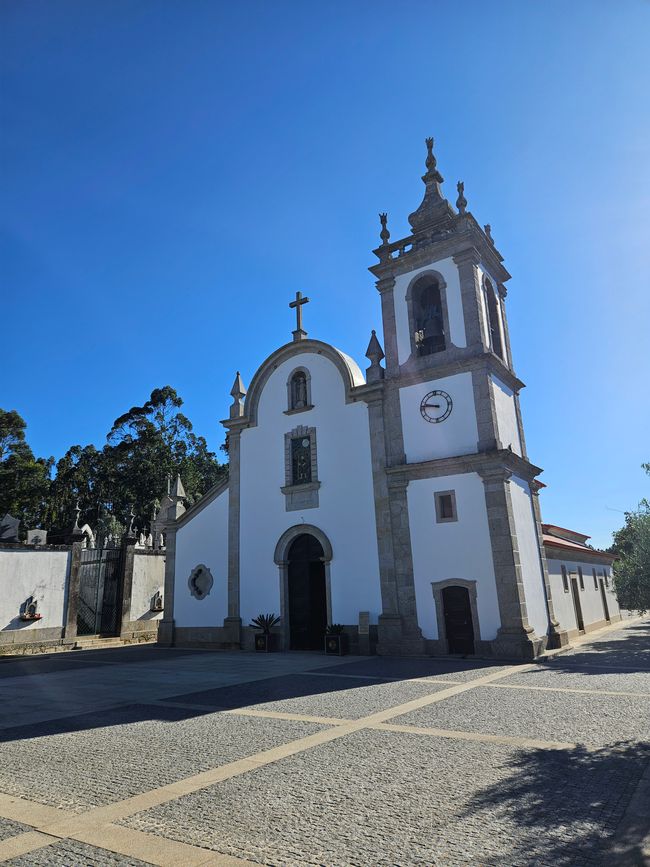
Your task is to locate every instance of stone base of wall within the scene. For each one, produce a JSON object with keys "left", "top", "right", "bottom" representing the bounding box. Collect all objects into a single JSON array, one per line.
[
  {"left": 121, "top": 619, "right": 160, "bottom": 644},
  {"left": 490, "top": 628, "right": 547, "bottom": 661},
  {"left": 0, "top": 626, "right": 64, "bottom": 647},
  {"left": 173, "top": 626, "right": 241, "bottom": 650}
]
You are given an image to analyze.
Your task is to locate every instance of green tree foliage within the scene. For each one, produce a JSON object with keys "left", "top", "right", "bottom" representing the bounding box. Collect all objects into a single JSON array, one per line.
[
  {"left": 611, "top": 466, "right": 650, "bottom": 613},
  {"left": 0, "top": 409, "right": 52, "bottom": 531},
  {"left": 1, "top": 387, "right": 227, "bottom": 536}
]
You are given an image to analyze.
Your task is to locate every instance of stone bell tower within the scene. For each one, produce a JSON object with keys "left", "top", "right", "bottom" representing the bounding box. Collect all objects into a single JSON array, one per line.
[{"left": 368, "top": 138, "right": 567, "bottom": 658}]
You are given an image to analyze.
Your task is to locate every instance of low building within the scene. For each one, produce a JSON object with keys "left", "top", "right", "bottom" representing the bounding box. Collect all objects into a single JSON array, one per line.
[{"left": 543, "top": 524, "right": 620, "bottom": 637}]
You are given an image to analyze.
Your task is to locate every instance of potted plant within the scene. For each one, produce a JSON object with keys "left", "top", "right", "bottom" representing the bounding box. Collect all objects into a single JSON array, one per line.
[
  {"left": 325, "top": 623, "right": 347, "bottom": 655},
  {"left": 250, "top": 613, "right": 281, "bottom": 652}
]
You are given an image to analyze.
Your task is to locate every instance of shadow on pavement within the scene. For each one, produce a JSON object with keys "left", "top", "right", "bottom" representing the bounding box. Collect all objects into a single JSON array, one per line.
[{"left": 463, "top": 740, "right": 650, "bottom": 866}]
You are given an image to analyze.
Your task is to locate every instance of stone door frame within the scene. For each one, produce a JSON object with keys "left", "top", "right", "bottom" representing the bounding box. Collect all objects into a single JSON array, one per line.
[{"left": 274, "top": 524, "right": 333, "bottom": 651}]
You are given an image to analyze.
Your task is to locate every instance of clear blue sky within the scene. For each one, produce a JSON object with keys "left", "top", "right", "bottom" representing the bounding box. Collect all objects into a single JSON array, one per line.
[{"left": 1, "top": 0, "right": 648, "bottom": 549}]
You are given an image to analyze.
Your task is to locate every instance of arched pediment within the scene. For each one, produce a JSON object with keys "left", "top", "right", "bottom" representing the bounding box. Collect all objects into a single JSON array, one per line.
[
  {"left": 242, "top": 339, "right": 365, "bottom": 427},
  {"left": 274, "top": 523, "right": 333, "bottom": 564}
]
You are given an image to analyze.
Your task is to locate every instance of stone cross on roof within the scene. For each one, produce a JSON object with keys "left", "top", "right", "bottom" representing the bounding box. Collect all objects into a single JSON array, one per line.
[{"left": 289, "top": 291, "right": 310, "bottom": 342}]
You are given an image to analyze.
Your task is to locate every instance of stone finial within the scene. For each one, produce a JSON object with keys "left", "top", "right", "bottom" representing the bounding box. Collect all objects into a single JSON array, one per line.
[
  {"left": 456, "top": 181, "right": 467, "bottom": 215},
  {"left": 365, "top": 330, "right": 385, "bottom": 382},
  {"left": 73, "top": 501, "right": 81, "bottom": 529},
  {"left": 230, "top": 371, "right": 247, "bottom": 418},
  {"left": 171, "top": 474, "right": 186, "bottom": 500},
  {"left": 484, "top": 223, "right": 494, "bottom": 245},
  {"left": 379, "top": 212, "right": 390, "bottom": 245},
  {"left": 408, "top": 136, "right": 452, "bottom": 232}
]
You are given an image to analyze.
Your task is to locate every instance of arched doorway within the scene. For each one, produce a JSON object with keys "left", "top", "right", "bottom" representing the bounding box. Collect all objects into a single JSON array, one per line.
[
  {"left": 442, "top": 585, "right": 475, "bottom": 655},
  {"left": 287, "top": 533, "right": 327, "bottom": 651}
]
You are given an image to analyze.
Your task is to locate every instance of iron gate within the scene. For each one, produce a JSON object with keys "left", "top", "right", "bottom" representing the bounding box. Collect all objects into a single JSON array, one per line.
[{"left": 77, "top": 546, "right": 125, "bottom": 636}]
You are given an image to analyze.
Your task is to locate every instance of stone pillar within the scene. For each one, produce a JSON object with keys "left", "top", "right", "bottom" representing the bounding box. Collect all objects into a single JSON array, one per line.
[
  {"left": 530, "top": 481, "right": 570, "bottom": 649},
  {"left": 158, "top": 526, "right": 177, "bottom": 646},
  {"left": 225, "top": 427, "right": 242, "bottom": 643},
  {"left": 471, "top": 368, "right": 501, "bottom": 452},
  {"left": 454, "top": 248, "right": 488, "bottom": 350},
  {"left": 63, "top": 539, "right": 84, "bottom": 641},
  {"left": 376, "top": 276, "right": 400, "bottom": 376},
  {"left": 120, "top": 535, "right": 137, "bottom": 636},
  {"left": 479, "top": 467, "right": 543, "bottom": 659}
]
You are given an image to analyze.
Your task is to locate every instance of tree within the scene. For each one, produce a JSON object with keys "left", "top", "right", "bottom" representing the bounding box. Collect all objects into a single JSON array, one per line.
[
  {"left": 104, "top": 386, "right": 227, "bottom": 528},
  {"left": 611, "top": 465, "right": 650, "bottom": 613},
  {"left": 0, "top": 409, "right": 52, "bottom": 532}
]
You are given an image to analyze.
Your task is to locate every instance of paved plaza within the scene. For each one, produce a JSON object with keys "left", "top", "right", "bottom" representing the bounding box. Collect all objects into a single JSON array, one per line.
[{"left": 0, "top": 621, "right": 648, "bottom": 866}]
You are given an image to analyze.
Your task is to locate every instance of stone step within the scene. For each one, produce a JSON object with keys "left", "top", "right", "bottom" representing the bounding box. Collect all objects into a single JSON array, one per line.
[{"left": 73, "top": 636, "right": 126, "bottom": 649}]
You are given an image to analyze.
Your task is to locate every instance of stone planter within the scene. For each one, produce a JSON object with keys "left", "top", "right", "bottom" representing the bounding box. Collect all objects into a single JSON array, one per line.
[
  {"left": 254, "top": 633, "right": 274, "bottom": 652},
  {"left": 325, "top": 633, "right": 347, "bottom": 655}
]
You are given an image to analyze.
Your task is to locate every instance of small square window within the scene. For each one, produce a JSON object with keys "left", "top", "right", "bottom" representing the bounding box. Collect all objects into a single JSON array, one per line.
[
  {"left": 578, "top": 567, "right": 584, "bottom": 590},
  {"left": 561, "top": 566, "right": 569, "bottom": 593},
  {"left": 434, "top": 490, "right": 458, "bottom": 523}
]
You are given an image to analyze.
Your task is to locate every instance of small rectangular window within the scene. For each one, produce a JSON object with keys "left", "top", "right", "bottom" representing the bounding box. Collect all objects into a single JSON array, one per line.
[
  {"left": 578, "top": 567, "right": 584, "bottom": 590},
  {"left": 434, "top": 490, "right": 457, "bottom": 523},
  {"left": 561, "top": 566, "right": 569, "bottom": 593},
  {"left": 593, "top": 568, "right": 598, "bottom": 590},
  {"left": 603, "top": 569, "right": 609, "bottom": 588}
]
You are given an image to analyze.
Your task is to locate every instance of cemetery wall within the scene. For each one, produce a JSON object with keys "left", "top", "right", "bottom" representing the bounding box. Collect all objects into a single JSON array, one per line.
[
  {"left": 0, "top": 545, "right": 71, "bottom": 648},
  {"left": 123, "top": 549, "right": 165, "bottom": 638}
]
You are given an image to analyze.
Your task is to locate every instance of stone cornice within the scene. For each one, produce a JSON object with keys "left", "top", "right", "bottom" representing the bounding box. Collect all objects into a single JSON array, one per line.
[
  {"left": 389, "top": 352, "right": 524, "bottom": 392},
  {"left": 385, "top": 448, "right": 543, "bottom": 484},
  {"left": 543, "top": 541, "right": 616, "bottom": 566},
  {"left": 369, "top": 217, "right": 510, "bottom": 285},
  {"left": 174, "top": 477, "right": 230, "bottom": 529}
]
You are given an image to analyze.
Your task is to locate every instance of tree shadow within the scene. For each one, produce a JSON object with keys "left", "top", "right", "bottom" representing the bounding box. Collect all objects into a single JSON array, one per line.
[
  {"left": 462, "top": 740, "right": 650, "bottom": 866},
  {"left": 542, "top": 621, "right": 650, "bottom": 675}
]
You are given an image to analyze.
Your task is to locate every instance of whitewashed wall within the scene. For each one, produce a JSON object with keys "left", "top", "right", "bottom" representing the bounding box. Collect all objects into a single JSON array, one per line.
[
  {"left": 491, "top": 376, "right": 522, "bottom": 455},
  {"left": 131, "top": 552, "right": 165, "bottom": 622},
  {"left": 547, "top": 557, "right": 620, "bottom": 633},
  {"left": 174, "top": 489, "right": 229, "bottom": 627},
  {"left": 508, "top": 476, "right": 549, "bottom": 637},
  {"left": 407, "top": 472, "right": 501, "bottom": 641},
  {"left": 239, "top": 350, "right": 382, "bottom": 627},
  {"left": 400, "top": 371, "right": 478, "bottom": 463},
  {"left": 0, "top": 548, "right": 70, "bottom": 637},
  {"left": 393, "top": 258, "right": 467, "bottom": 364}
]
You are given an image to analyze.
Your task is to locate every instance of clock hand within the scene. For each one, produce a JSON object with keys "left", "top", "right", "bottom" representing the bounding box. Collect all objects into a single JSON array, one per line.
[{"left": 424, "top": 403, "right": 441, "bottom": 409}]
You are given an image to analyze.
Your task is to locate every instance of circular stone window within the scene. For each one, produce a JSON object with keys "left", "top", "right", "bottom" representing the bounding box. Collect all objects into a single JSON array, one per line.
[{"left": 188, "top": 564, "right": 214, "bottom": 600}]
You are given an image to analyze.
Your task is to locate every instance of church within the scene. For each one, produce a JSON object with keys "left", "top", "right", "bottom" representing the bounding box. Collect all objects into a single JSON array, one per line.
[{"left": 159, "top": 139, "right": 620, "bottom": 659}]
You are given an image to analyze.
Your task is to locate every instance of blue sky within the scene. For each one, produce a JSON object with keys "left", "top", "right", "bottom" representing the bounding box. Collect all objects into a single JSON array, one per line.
[{"left": 1, "top": 0, "right": 648, "bottom": 548}]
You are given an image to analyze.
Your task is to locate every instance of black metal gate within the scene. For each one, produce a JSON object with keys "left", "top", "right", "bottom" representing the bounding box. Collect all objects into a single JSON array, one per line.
[{"left": 77, "top": 546, "right": 125, "bottom": 636}]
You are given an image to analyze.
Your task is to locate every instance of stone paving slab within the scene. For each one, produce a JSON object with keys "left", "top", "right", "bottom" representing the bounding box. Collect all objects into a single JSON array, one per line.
[
  {"left": 498, "top": 663, "right": 650, "bottom": 695},
  {"left": 121, "top": 728, "right": 648, "bottom": 867},
  {"left": 168, "top": 673, "right": 448, "bottom": 718},
  {"left": 4, "top": 838, "right": 155, "bottom": 866},
  {"left": 0, "top": 816, "right": 33, "bottom": 842},
  {"left": 391, "top": 685, "right": 650, "bottom": 747},
  {"left": 314, "top": 656, "right": 511, "bottom": 682},
  {"left": 0, "top": 704, "right": 328, "bottom": 813}
]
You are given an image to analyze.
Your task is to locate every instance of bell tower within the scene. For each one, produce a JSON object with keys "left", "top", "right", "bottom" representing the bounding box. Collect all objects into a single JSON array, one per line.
[{"left": 368, "top": 138, "right": 567, "bottom": 658}]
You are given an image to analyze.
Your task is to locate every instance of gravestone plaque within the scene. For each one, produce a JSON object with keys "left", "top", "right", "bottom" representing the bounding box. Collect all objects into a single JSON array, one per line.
[
  {"left": 358, "top": 611, "right": 370, "bottom": 635},
  {"left": 0, "top": 514, "right": 19, "bottom": 542},
  {"left": 27, "top": 529, "right": 47, "bottom": 545}
]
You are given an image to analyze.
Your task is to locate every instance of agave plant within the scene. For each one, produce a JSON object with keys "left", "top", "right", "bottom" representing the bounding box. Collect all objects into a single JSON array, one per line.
[
  {"left": 325, "top": 623, "right": 344, "bottom": 635},
  {"left": 250, "top": 613, "right": 281, "bottom": 635}
]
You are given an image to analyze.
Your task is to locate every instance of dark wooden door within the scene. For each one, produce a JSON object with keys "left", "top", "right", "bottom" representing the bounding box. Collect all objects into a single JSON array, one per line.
[
  {"left": 442, "top": 585, "right": 475, "bottom": 655},
  {"left": 570, "top": 577, "right": 585, "bottom": 632},
  {"left": 599, "top": 579, "right": 611, "bottom": 622},
  {"left": 288, "top": 534, "right": 327, "bottom": 651}
]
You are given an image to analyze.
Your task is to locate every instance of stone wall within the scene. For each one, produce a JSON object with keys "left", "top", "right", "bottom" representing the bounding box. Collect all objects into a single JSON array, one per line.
[{"left": 0, "top": 545, "right": 71, "bottom": 650}]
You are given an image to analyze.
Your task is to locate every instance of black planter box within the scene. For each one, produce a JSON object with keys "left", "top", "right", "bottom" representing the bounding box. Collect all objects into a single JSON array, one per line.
[
  {"left": 325, "top": 634, "right": 347, "bottom": 655},
  {"left": 255, "top": 633, "right": 273, "bottom": 652}
]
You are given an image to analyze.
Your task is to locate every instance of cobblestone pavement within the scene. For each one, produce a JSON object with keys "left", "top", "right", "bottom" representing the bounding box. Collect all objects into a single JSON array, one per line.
[{"left": 0, "top": 619, "right": 648, "bottom": 866}]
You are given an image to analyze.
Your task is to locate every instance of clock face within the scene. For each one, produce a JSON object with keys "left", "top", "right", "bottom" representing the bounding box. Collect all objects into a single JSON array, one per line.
[{"left": 420, "top": 390, "right": 452, "bottom": 423}]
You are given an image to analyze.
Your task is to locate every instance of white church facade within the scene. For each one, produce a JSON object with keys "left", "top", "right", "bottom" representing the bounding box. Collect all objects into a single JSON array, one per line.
[{"left": 159, "top": 139, "right": 621, "bottom": 659}]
